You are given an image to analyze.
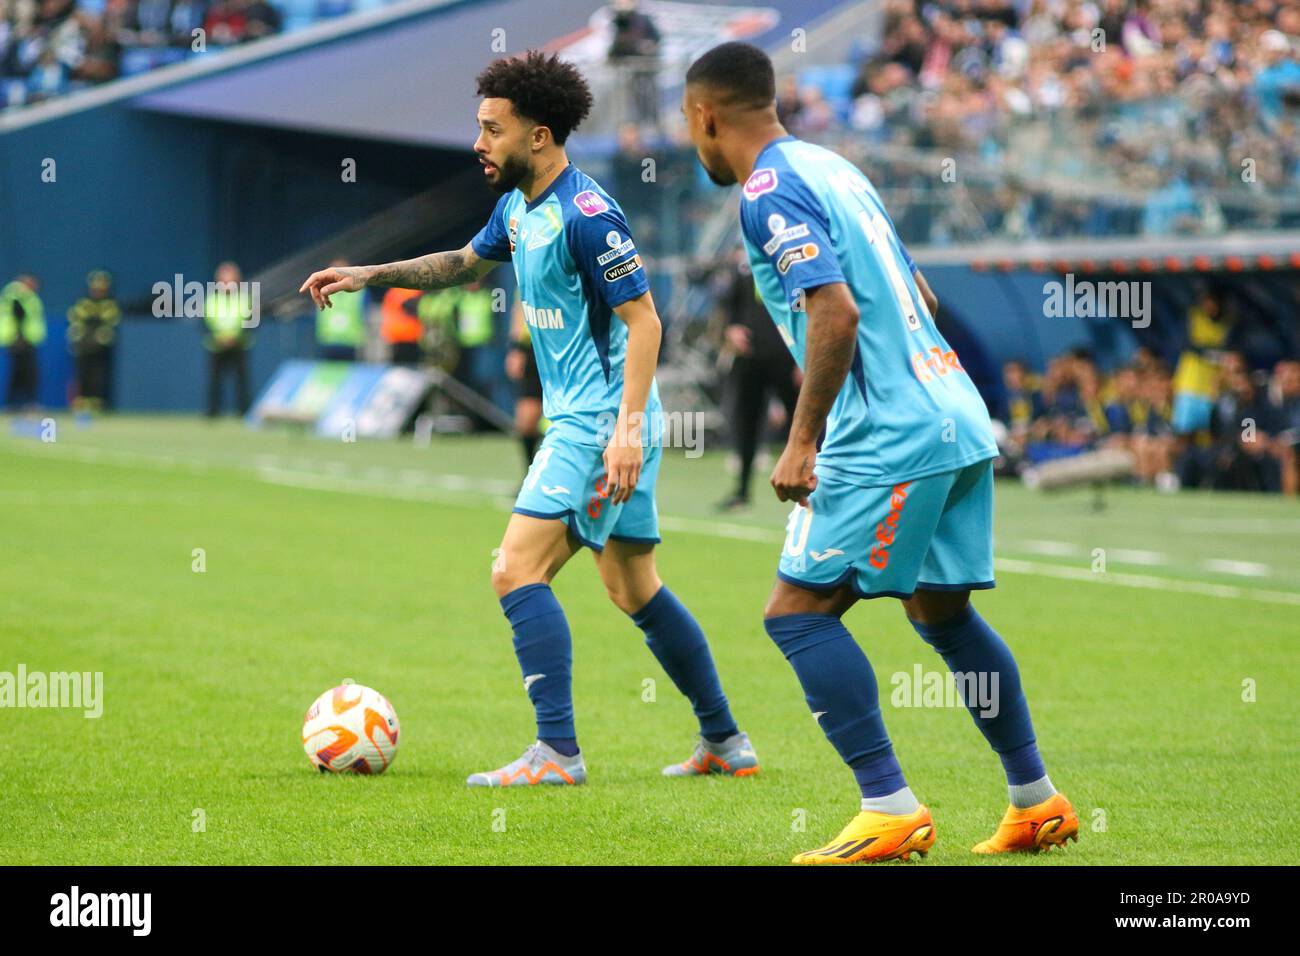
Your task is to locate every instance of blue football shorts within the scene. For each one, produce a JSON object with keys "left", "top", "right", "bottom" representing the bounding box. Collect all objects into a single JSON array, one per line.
[
  {"left": 512, "top": 428, "right": 661, "bottom": 551},
  {"left": 777, "top": 458, "right": 996, "bottom": 599}
]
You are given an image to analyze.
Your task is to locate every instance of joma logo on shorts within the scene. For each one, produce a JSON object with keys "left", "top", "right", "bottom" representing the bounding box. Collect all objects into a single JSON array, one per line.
[{"left": 868, "top": 482, "right": 912, "bottom": 569}]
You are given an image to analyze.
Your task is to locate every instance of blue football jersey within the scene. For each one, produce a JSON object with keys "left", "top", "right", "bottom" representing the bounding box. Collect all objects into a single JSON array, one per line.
[
  {"left": 472, "top": 163, "right": 660, "bottom": 445},
  {"left": 738, "top": 136, "right": 997, "bottom": 486}
]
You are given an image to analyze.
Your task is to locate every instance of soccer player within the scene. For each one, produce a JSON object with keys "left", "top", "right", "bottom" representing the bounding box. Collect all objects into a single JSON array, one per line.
[
  {"left": 301, "top": 51, "right": 757, "bottom": 787},
  {"left": 682, "top": 43, "right": 1077, "bottom": 863}
]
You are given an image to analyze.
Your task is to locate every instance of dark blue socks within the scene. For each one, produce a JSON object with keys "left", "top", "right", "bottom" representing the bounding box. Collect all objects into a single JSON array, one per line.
[
  {"left": 909, "top": 603, "right": 1046, "bottom": 785},
  {"left": 764, "top": 613, "right": 907, "bottom": 798},
  {"left": 632, "top": 587, "right": 738, "bottom": 741},
  {"left": 500, "top": 583, "right": 578, "bottom": 754}
]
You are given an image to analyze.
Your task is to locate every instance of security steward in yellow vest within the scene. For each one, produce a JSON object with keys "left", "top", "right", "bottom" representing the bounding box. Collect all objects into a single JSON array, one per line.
[
  {"left": 0, "top": 274, "right": 46, "bottom": 409},
  {"left": 204, "top": 262, "right": 253, "bottom": 417},
  {"left": 315, "top": 258, "right": 366, "bottom": 361},
  {"left": 67, "top": 270, "right": 122, "bottom": 412}
]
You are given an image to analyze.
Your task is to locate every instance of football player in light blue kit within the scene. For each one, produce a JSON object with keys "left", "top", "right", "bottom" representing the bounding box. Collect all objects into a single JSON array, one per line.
[
  {"left": 683, "top": 43, "right": 1077, "bottom": 863},
  {"left": 302, "top": 52, "right": 757, "bottom": 788}
]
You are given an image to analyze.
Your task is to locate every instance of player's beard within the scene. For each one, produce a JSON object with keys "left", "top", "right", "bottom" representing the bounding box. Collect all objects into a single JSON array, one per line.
[
  {"left": 698, "top": 150, "right": 736, "bottom": 187},
  {"left": 486, "top": 149, "right": 531, "bottom": 194}
]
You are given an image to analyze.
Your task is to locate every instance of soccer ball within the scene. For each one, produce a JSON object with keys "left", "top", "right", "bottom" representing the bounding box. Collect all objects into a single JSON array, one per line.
[{"left": 301, "top": 683, "right": 400, "bottom": 774}]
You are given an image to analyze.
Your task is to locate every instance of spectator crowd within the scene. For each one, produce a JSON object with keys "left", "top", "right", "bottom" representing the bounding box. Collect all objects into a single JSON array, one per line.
[
  {"left": 776, "top": 0, "right": 1300, "bottom": 242},
  {"left": 993, "top": 343, "right": 1300, "bottom": 496},
  {"left": 0, "top": 0, "right": 358, "bottom": 109}
]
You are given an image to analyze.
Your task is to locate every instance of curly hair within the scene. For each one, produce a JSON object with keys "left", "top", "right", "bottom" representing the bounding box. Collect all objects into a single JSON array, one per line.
[{"left": 475, "top": 51, "right": 594, "bottom": 145}]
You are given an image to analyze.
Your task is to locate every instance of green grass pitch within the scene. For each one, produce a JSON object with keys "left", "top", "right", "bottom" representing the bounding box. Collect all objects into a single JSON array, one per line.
[{"left": 1, "top": 415, "right": 1296, "bottom": 864}]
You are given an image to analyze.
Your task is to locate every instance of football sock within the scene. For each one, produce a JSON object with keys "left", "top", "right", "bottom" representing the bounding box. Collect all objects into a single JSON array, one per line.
[
  {"left": 500, "top": 583, "right": 576, "bottom": 743},
  {"left": 765, "top": 613, "right": 908, "bottom": 801},
  {"left": 539, "top": 737, "right": 580, "bottom": 758},
  {"left": 910, "top": 604, "right": 1049, "bottom": 799},
  {"left": 631, "top": 587, "right": 738, "bottom": 740},
  {"left": 861, "top": 785, "right": 920, "bottom": 815},
  {"left": 1008, "top": 771, "right": 1056, "bottom": 809}
]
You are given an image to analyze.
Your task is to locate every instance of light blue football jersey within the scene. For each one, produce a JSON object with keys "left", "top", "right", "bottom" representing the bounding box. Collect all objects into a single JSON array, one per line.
[
  {"left": 472, "top": 163, "right": 660, "bottom": 445},
  {"left": 738, "top": 136, "right": 997, "bottom": 486}
]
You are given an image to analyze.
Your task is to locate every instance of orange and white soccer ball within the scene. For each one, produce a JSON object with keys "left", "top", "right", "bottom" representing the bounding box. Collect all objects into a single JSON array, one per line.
[{"left": 302, "top": 683, "right": 400, "bottom": 774}]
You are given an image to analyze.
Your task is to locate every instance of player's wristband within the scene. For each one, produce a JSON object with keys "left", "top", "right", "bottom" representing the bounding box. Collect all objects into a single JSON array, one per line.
[{"left": 509, "top": 340, "right": 529, "bottom": 354}]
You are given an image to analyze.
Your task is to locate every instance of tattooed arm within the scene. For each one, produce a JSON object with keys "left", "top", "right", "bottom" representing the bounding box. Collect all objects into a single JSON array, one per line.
[
  {"left": 300, "top": 242, "right": 499, "bottom": 308},
  {"left": 769, "top": 282, "right": 860, "bottom": 503}
]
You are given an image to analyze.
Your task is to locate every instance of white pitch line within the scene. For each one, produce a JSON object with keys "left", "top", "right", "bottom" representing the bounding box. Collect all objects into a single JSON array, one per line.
[
  {"left": 1177, "top": 517, "right": 1300, "bottom": 535},
  {"left": 8, "top": 440, "right": 1298, "bottom": 608},
  {"left": 1203, "top": 559, "right": 1270, "bottom": 578},
  {"left": 993, "top": 558, "right": 1300, "bottom": 607},
  {"left": 1016, "top": 539, "right": 1082, "bottom": 557},
  {"left": 258, "top": 468, "right": 1300, "bottom": 608},
  {"left": 1106, "top": 548, "right": 1168, "bottom": 566}
]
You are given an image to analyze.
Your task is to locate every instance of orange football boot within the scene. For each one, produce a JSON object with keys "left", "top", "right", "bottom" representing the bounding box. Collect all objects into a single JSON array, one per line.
[
  {"left": 972, "top": 792, "right": 1079, "bottom": 854},
  {"left": 792, "top": 805, "right": 936, "bottom": 864}
]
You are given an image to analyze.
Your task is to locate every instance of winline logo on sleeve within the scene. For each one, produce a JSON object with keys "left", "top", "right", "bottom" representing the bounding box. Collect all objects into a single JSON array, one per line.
[
  {"left": 0, "top": 664, "right": 103, "bottom": 718},
  {"left": 50, "top": 887, "right": 151, "bottom": 936}
]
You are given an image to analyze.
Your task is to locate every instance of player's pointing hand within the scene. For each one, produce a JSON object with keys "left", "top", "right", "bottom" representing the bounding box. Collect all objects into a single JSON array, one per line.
[{"left": 299, "top": 266, "right": 370, "bottom": 309}]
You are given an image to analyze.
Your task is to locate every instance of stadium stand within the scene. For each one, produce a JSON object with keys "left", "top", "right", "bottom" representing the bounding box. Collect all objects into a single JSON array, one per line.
[
  {"left": 2, "top": 0, "right": 1298, "bottom": 498},
  {"left": 0, "top": 0, "right": 397, "bottom": 109}
]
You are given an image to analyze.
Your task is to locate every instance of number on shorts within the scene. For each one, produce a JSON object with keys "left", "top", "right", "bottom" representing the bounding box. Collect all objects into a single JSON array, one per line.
[
  {"left": 524, "top": 446, "right": 554, "bottom": 491},
  {"left": 784, "top": 501, "right": 814, "bottom": 557}
]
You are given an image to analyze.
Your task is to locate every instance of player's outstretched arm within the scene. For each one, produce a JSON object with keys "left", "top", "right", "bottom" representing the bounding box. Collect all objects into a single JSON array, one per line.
[
  {"left": 605, "top": 291, "right": 662, "bottom": 505},
  {"left": 770, "top": 282, "right": 859, "bottom": 502},
  {"left": 299, "top": 242, "right": 500, "bottom": 308}
]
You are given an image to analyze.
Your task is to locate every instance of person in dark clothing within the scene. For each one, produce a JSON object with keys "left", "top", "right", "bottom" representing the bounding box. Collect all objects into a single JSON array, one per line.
[
  {"left": 607, "top": 0, "right": 661, "bottom": 126},
  {"left": 204, "top": 261, "right": 253, "bottom": 417},
  {"left": 67, "top": 269, "right": 121, "bottom": 412},
  {"left": 1206, "top": 369, "right": 1282, "bottom": 492},
  {"left": 716, "top": 250, "right": 799, "bottom": 511}
]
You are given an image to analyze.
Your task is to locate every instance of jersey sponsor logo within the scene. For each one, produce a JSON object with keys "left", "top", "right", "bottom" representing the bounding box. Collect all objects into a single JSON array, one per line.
[
  {"left": 868, "top": 482, "right": 912, "bottom": 569},
  {"left": 596, "top": 232, "right": 636, "bottom": 265},
  {"left": 776, "top": 242, "right": 819, "bottom": 274},
  {"left": 911, "top": 347, "right": 965, "bottom": 383},
  {"left": 587, "top": 475, "right": 613, "bottom": 519},
  {"left": 573, "top": 190, "right": 609, "bottom": 216},
  {"left": 743, "top": 167, "right": 778, "bottom": 200},
  {"left": 508, "top": 216, "right": 518, "bottom": 254},
  {"left": 603, "top": 255, "right": 643, "bottom": 282},
  {"left": 762, "top": 213, "right": 811, "bottom": 255},
  {"left": 522, "top": 300, "right": 565, "bottom": 329}
]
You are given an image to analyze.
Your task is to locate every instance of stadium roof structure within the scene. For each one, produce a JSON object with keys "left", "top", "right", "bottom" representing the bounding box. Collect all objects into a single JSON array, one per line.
[{"left": 2, "top": 0, "right": 849, "bottom": 146}]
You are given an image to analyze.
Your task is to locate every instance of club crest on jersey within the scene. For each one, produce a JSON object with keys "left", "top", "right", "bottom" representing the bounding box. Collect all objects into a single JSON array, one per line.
[
  {"left": 574, "top": 190, "right": 609, "bottom": 216},
  {"left": 743, "top": 168, "right": 778, "bottom": 200},
  {"left": 603, "top": 255, "right": 643, "bottom": 282},
  {"left": 776, "top": 242, "right": 819, "bottom": 274},
  {"left": 597, "top": 231, "right": 636, "bottom": 265},
  {"left": 508, "top": 217, "right": 518, "bottom": 254}
]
